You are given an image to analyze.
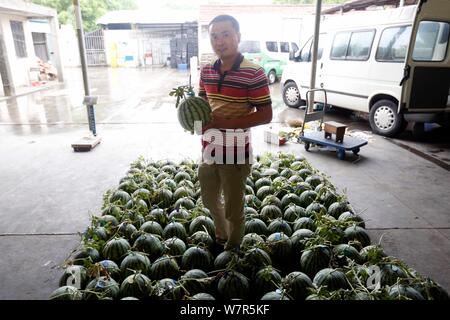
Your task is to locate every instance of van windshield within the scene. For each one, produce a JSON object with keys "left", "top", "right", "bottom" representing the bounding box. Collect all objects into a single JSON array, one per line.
[{"left": 239, "top": 41, "right": 261, "bottom": 53}]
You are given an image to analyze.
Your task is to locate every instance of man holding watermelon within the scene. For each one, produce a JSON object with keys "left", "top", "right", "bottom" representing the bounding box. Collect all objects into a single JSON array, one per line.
[{"left": 198, "top": 15, "right": 273, "bottom": 251}]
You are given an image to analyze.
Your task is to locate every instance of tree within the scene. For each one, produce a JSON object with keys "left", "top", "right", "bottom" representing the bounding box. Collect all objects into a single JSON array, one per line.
[
  {"left": 30, "top": 0, "right": 137, "bottom": 32},
  {"left": 273, "top": 0, "right": 348, "bottom": 4}
]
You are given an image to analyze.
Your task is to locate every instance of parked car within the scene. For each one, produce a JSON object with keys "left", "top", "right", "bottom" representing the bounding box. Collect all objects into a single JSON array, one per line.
[{"left": 239, "top": 40, "right": 299, "bottom": 84}]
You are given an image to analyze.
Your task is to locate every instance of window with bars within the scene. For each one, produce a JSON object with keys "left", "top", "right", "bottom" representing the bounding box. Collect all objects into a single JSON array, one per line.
[{"left": 10, "top": 20, "right": 27, "bottom": 58}]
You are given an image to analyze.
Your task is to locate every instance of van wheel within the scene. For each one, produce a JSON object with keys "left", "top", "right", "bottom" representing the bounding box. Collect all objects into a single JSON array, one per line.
[
  {"left": 369, "top": 99, "right": 405, "bottom": 137},
  {"left": 283, "top": 82, "right": 303, "bottom": 108},
  {"left": 268, "top": 70, "right": 277, "bottom": 84}
]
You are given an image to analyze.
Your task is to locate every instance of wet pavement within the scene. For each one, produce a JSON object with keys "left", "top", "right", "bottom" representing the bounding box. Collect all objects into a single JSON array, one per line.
[{"left": 0, "top": 66, "right": 449, "bottom": 299}]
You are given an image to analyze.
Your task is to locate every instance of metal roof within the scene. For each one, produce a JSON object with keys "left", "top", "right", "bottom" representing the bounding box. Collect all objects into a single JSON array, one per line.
[{"left": 96, "top": 9, "right": 197, "bottom": 25}]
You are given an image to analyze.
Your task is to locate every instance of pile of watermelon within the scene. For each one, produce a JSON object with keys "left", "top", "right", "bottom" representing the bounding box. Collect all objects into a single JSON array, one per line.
[{"left": 50, "top": 152, "right": 449, "bottom": 300}]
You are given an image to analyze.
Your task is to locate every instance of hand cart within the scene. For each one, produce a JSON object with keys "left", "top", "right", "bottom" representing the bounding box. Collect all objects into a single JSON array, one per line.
[{"left": 298, "top": 89, "right": 368, "bottom": 160}]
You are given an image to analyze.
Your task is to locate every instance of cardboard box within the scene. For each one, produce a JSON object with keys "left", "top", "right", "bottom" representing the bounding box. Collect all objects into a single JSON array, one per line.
[{"left": 264, "top": 128, "right": 286, "bottom": 146}]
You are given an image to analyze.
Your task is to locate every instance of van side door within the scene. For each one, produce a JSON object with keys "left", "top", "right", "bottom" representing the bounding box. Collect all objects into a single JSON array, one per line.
[{"left": 400, "top": 0, "right": 450, "bottom": 121}]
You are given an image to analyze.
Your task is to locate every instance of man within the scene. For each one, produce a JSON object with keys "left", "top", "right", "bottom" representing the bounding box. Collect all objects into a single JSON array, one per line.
[{"left": 198, "top": 15, "right": 272, "bottom": 251}]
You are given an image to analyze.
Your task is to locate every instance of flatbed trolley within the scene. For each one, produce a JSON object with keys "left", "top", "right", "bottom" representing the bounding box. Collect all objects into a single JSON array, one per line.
[{"left": 298, "top": 89, "right": 368, "bottom": 160}]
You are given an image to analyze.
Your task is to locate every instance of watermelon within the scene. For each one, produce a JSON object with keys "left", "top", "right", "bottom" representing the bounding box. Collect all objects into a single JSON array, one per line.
[
  {"left": 168, "top": 208, "right": 190, "bottom": 223},
  {"left": 132, "top": 188, "right": 152, "bottom": 204},
  {"left": 176, "top": 95, "right": 211, "bottom": 134},
  {"left": 344, "top": 225, "right": 371, "bottom": 248},
  {"left": 280, "top": 168, "right": 294, "bottom": 178},
  {"left": 181, "top": 246, "right": 213, "bottom": 271},
  {"left": 120, "top": 273, "right": 153, "bottom": 299},
  {"left": 255, "top": 177, "right": 272, "bottom": 190},
  {"left": 281, "top": 193, "right": 302, "bottom": 209},
  {"left": 133, "top": 233, "right": 165, "bottom": 261},
  {"left": 85, "top": 276, "right": 120, "bottom": 300},
  {"left": 338, "top": 212, "right": 366, "bottom": 228},
  {"left": 73, "top": 246, "right": 100, "bottom": 265},
  {"left": 299, "top": 190, "right": 317, "bottom": 208},
  {"left": 282, "top": 271, "right": 314, "bottom": 300},
  {"left": 187, "top": 231, "right": 214, "bottom": 250},
  {"left": 244, "top": 207, "right": 259, "bottom": 218},
  {"left": 118, "top": 179, "right": 139, "bottom": 194},
  {"left": 290, "top": 229, "right": 315, "bottom": 256},
  {"left": 218, "top": 271, "right": 250, "bottom": 300},
  {"left": 300, "top": 245, "right": 331, "bottom": 278},
  {"left": 260, "top": 205, "right": 283, "bottom": 221},
  {"left": 174, "top": 171, "right": 191, "bottom": 183},
  {"left": 146, "top": 208, "right": 168, "bottom": 227},
  {"left": 163, "top": 237, "right": 187, "bottom": 257},
  {"left": 261, "top": 291, "right": 290, "bottom": 300},
  {"left": 174, "top": 197, "right": 195, "bottom": 210},
  {"left": 379, "top": 263, "right": 408, "bottom": 286},
  {"left": 152, "top": 188, "right": 173, "bottom": 208},
  {"left": 242, "top": 247, "right": 272, "bottom": 272},
  {"left": 161, "top": 164, "right": 177, "bottom": 175},
  {"left": 284, "top": 205, "right": 307, "bottom": 222},
  {"left": 117, "top": 221, "right": 138, "bottom": 241},
  {"left": 189, "top": 216, "right": 215, "bottom": 237},
  {"left": 150, "top": 255, "right": 180, "bottom": 280},
  {"left": 261, "top": 195, "right": 282, "bottom": 209},
  {"left": 109, "top": 190, "right": 132, "bottom": 206},
  {"left": 214, "top": 250, "right": 238, "bottom": 270},
  {"left": 102, "top": 237, "right": 131, "bottom": 263},
  {"left": 267, "top": 219, "right": 292, "bottom": 236},
  {"left": 140, "top": 221, "right": 164, "bottom": 237},
  {"left": 305, "top": 202, "right": 326, "bottom": 216},
  {"left": 98, "top": 260, "right": 121, "bottom": 281},
  {"left": 305, "top": 175, "right": 322, "bottom": 188},
  {"left": 191, "top": 293, "right": 215, "bottom": 300},
  {"left": 333, "top": 244, "right": 362, "bottom": 266},
  {"left": 293, "top": 217, "right": 316, "bottom": 232},
  {"left": 159, "top": 179, "right": 177, "bottom": 191},
  {"left": 313, "top": 268, "right": 349, "bottom": 290},
  {"left": 244, "top": 195, "right": 262, "bottom": 209},
  {"left": 97, "top": 215, "right": 119, "bottom": 227},
  {"left": 178, "top": 269, "right": 210, "bottom": 297},
  {"left": 49, "top": 286, "right": 82, "bottom": 300},
  {"left": 253, "top": 266, "right": 282, "bottom": 299},
  {"left": 388, "top": 284, "right": 425, "bottom": 300},
  {"left": 297, "top": 169, "right": 312, "bottom": 179},
  {"left": 328, "top": 201, "right": 351, "bottom": 219},
  {"left": 163, "top": 222, "right": 187, "bottom": 241},
  {"left": 294, "top": 182, "right": 312, "bottom": 196},
  {"left": 288, "top": 175, "right": 303, "bottom": 183},
  {"left": 120, "top": 251, "right": 151, "bottom": 278},
  {"left": 256, "top": 185, "right": 272, "bottom": 200},
  {"left": 266, "top": 232, "right": 293, "bottom": 271},
  {"left": 241, "top": 233, "right": 265, "bottom": 250},
  {"left": 173, "top": 187, "right": 194, "bottom": 200},
  {"left": 244, "top": 218, "right": 267, "bottom": 235}
]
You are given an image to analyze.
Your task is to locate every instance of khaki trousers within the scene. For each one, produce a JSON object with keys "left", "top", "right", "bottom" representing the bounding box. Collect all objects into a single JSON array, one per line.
[{"left": 198, "top": 163, "right": 251, "bottom": 250}]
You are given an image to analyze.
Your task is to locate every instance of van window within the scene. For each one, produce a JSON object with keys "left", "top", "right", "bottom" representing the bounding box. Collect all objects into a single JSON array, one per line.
[
  {"left": 347, "top": 30, "right": 375, "bottom": 60},
  {"left": 331, "top": 30, "right": 375, "bottom": 61},
  {"left": 280, "top": 42, "right": 290, "bottom": 53},
  {"left": 266, "top": 41, "right": 278, "bottom": 52},
  {"left": 300, "top": 38, "right": 313, "bottom": 61},
  {"left": 412, "top": 21, "right": 450, "bottom": 62},
  {"left": 330, "top": 32, "right": 351, "bottom": 59},
  {"left": 376, "top": 25, "right": 412, "bottom": 62},
  {"left": 291, "top": 42, "right": 299, "bottom": 53},
  {"left": 239, "top": 40, "right": 261, "bottom": 53}
]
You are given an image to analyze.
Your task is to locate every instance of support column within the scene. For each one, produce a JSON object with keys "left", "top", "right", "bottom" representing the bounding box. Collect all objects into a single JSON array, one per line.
[
  {"left": 0, "top": 30, "right": 15, "bottom": 96},
  {"left": 48, "top": 14, "right": 64, "bottom": 82}
]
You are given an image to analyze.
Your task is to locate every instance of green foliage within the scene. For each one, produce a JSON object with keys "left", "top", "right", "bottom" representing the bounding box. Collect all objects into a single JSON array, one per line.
[{"left": 31, "top": 0, "right": 137, "bottom": 32}]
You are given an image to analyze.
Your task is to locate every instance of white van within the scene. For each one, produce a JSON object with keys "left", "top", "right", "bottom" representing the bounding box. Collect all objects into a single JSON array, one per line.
[{"left": 281, "top": 2, "right": 450, "bottom": 137}]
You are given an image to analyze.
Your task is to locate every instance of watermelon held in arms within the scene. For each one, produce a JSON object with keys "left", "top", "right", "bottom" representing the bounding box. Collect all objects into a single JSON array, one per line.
[{"left": 170, "top": 85, "right": 211, "bottom": 134}]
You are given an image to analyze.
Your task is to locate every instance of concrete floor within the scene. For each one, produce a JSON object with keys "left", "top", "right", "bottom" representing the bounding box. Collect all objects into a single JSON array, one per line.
[{"left": 0, "top": 67, "right": 449, "bottom": 299}]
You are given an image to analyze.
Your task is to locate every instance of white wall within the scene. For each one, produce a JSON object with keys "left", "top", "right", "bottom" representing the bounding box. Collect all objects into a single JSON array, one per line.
[
  {"left": 104, "top": 29, "right": 140, "bottom": 67},
  {"left": 58, "top": 24, "right": 80, "bottom": 67},
  {"left": 0, "top": 14, "right": 36, "bottom": 88}
]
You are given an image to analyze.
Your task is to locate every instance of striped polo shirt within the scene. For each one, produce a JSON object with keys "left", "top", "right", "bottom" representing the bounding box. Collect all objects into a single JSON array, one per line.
[{"left": 199, "top": 53, "right": 271, "bottom": 164}]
